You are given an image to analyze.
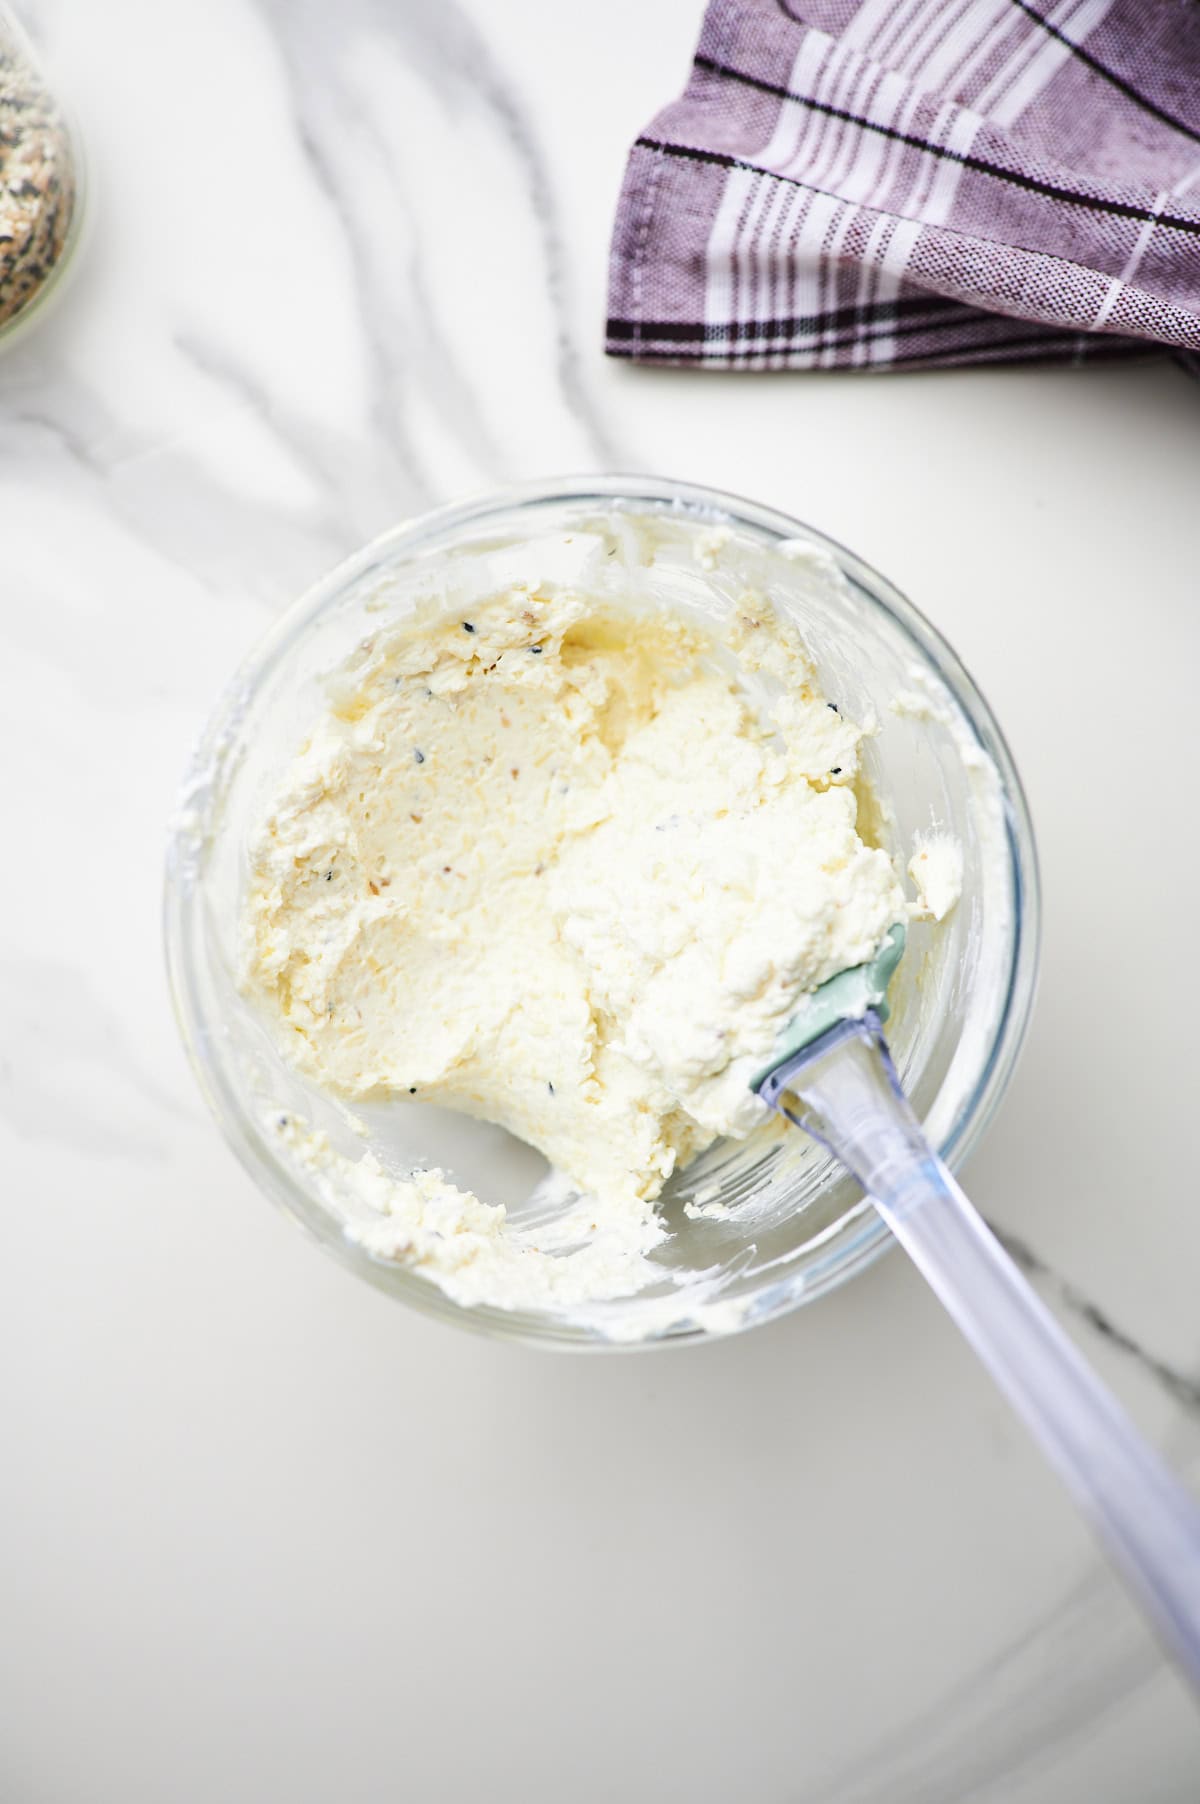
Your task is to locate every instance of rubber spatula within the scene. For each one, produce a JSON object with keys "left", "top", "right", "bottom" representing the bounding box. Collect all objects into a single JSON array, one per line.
[{"left": 753, "top": 924, "right": 1200, "bottom": 1693}]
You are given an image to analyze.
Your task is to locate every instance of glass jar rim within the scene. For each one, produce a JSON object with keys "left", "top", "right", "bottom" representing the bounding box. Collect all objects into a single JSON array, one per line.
[{"left": 0, "top": 13, "right": 91, "bottom": 353}]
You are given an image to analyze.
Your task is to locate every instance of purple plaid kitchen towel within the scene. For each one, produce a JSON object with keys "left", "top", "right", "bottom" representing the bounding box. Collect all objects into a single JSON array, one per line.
[{"left": 606, "top": 0, "right": 1200, "bottom": 371}]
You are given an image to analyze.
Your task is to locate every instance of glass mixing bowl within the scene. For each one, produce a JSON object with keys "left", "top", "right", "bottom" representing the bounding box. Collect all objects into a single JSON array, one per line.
[{"left": 164, "top": 476, "right": 1039, "bottom": 1347}]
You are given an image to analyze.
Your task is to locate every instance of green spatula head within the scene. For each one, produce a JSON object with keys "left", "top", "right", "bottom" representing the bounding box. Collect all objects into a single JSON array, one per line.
[{"left": 751, "top": 922, "right": 906, "bottom": 1093}]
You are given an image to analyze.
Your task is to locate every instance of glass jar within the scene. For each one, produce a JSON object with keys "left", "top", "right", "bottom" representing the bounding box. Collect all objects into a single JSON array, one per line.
[{"left": 0, "top": 7, "right": 84, "bottom": 346}]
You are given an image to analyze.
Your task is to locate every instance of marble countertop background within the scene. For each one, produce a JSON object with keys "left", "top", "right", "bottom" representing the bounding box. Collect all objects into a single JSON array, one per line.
[{"left": 2, "top": 1, "right": 1199, "bottom": 1799}]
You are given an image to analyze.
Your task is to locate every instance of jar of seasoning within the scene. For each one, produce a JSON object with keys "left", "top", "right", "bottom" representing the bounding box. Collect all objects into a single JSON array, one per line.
[{"left": 0, "top": 7, "right": 82, "bottom": 345}]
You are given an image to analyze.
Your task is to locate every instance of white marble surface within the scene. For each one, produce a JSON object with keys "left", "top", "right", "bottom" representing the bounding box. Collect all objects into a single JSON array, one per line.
[{"left": 2, "top": 0, "right": 1200, "bottom": 1798}]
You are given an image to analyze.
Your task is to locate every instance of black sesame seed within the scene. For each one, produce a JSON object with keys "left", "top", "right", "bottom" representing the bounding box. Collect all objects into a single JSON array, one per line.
[
  {"left": 277, "top": 1115, "right": 289, "bottom": 1128},
  {"left": 414, "top": 749, "right": 425, "bottom": 764},
  {"left": 547, "top": 1081, "right": 555, "bottom": 1095},
  {"left": 462, "top": 621, "right": 476, "bottom": 634},
  {"left": 827, "top": 702, "right": 840, "bottom": 713},
  {"left": 408, "top": 1087, "right": 417, "bottom": 1095},
  {"left": 830, "top": 767, "right": 842, "bottom": 775},
  {"left": 530, "top": 645, "right": 543, "bottom": 654},
  {"left": 325, "top": 869, "right": 334, "bottom": 880}
]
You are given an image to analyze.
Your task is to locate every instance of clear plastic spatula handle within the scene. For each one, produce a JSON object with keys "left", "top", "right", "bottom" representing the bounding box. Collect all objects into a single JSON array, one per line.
[{"left": 762, "top": 1015, "right": 1200, "bottom": 1694}]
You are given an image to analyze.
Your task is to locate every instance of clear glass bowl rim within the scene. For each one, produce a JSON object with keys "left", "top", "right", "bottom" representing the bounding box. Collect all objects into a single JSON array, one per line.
[{"left": 163, "top": 473, "right": 1041, "bottom": 1351}]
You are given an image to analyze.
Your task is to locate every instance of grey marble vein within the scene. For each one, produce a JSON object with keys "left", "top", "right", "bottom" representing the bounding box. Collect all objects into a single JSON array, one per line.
[
  {"left": 0, "top": 354, "right": 380, "bottom": 619},
  {"left": 806, "top": 1573, "right": 1161, "bottom": 1804},
  {"left": 793, "top": 1219, "right": 1198, "bottom": 1796},
  {"left": 801, "top": 1230, "right": 1198, "bottom": 1803},
  {"left": 797, "top": 1226, "right": 1200, "bottom": 1801},
  {"left": 996, "top": 1224, "right": 1200, "bottom": 1418},
  {"left": 404, "top": 0, "right": 626, "bottom": 470},
  {"left": 253, "top": 0, "right": 628, "bottom": 477},
  {"left": 286, "top": 102, "right": 437, "bottom": 510},
  {"left": 171, "top": 330, "right": 381, "bottom": 558}
]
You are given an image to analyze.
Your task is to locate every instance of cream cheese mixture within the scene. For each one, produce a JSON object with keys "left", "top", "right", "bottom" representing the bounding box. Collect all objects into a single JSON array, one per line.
[{"left": 241, "top": 572, "right": 950, "bottom": 1313}]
